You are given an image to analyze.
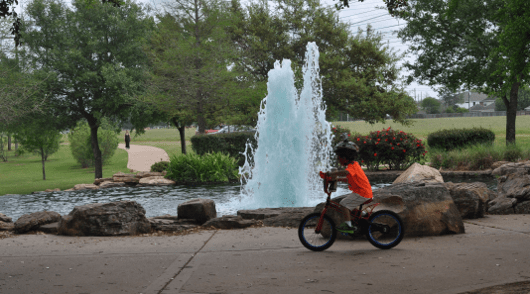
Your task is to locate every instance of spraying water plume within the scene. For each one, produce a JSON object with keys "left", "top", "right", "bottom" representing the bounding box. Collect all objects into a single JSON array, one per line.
[{"left": 238, "top": 42, "right": 335, "bottom": 209}]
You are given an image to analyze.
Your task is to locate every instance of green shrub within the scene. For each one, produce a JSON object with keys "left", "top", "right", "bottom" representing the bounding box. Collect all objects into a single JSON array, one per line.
[
  {"left": 150, "top": 161, "right": 169, "bottom": 172},
  {"left": 428, "top": 143, "right": 528, "bottom": 170},
  {"left": 351, "top": 127, "right": 426, "bottom": 171},
  {"left": 503, "top": 144, "right": 523, "bottom": 162},
  {"left": 191, "top": 132, "right": 256, "bottom": 167},
  {"left": 427, "top": 127, "right": 495, "bottom": 151},
  {"left": 68, "top": 121, "right": 119, "bottom": 168},
  {"left": 165, "top": 152, "right": 239, "bottom": 183}
]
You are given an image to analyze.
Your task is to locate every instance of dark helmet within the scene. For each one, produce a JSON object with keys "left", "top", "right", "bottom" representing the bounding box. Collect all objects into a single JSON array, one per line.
[{"left": 333, "top": 133, "right": 359, "bottom": 153}]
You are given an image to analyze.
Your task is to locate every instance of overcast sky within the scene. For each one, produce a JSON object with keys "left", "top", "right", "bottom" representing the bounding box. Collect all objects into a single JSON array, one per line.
[{"left": 10, "top": 0, "right": 440, "bottom": 101}]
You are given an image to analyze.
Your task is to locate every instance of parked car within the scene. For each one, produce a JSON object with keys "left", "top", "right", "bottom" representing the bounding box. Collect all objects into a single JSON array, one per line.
[
  {"left": 195, "top": 125, "right": 221, "bottom": 135},
  {"left": 209, "top": 125, "right": 256, "bottom": 134}
]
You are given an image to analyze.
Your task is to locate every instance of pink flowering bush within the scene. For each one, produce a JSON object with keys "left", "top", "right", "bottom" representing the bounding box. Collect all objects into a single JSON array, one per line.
[{"left": 351, "top": 127, "right": 427, "bottom": 171}]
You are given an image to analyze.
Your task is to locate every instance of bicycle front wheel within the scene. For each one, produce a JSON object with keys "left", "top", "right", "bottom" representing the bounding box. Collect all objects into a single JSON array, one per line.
[
  {"left": 366, "top": 210, "right": 404, "bottom": 250},
  {"left": 298, "top": 213, "right": 337, "bottom": 251}
]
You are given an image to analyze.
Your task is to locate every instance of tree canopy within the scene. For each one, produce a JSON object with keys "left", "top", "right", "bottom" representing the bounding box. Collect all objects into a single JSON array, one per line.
[
  {"left": 229, "top": 0, "right": 417, "bottom": 125},
  {"left": 20, "top": 0, "right": 160, "bottom": 178},
  {"left": 396, "top": 0, "right": 530, "bottom": 144},
  {"left": 421, "top": 97, "right": 441, "bottom": 114},
  {"left": 143, "top": 0, "right": 250, "bottom": 152}
]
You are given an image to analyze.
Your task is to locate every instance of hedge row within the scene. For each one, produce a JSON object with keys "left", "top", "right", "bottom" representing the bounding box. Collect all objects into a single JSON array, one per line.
[
  {"left": 190, "top": 132, "right": 257, "bottom": 167},
  {"left": 427, "top": 127, "right": 495, "bottom": 151}
]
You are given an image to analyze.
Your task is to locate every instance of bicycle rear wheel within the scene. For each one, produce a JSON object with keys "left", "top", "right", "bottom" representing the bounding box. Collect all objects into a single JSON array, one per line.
[
  {"left": 366, "top": 210, "right": 404, "bottom": 250},
  {"left": 298, "top": 213, "right": 337, "bottom": 251}
]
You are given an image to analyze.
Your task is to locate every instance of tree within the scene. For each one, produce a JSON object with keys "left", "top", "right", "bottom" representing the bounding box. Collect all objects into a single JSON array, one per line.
[
  {"left": 14, "top": 116, "right": 62, "bottom": 180},
  {"left": 0, "top": 53, "right": 47, "bottom": 127},
  {"left": 421, "top": 97, "right": 441, "bottom": 114},
  {"left": 144, "top": 0, "right": 249, "bottom": 144},
  {"left": 228, "top": 0, "right": 417, "bottom": 125},
  {"left": 68, "top": 120, "right": 118, "bottom": 168},
  {"left": 21, "top": 0, "right": 160, "bottom": 178},
  {"left": 1, "top": 0, "right": 123, "bottom": 46},
  {"left": 495, "top": 85, "right": 530, "bottom": 111},
  {"left": 439, "top": 88, "right": 465, "bottom": 108},
  {"left": 396, "top": 0, "right": 530, "bottom": 144}
]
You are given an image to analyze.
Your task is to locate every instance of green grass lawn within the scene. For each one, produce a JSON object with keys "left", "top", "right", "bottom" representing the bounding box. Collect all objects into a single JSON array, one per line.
[
  {"left": 333, "top": 116, "right": 530, "bottom": 140},
  {"left": 117, "top": 127, "right": 197, "bottom": 142},
  {"left": 4, "top": 115, "right": 530, "bottom": 196},
  {"left": 0, "top": 145, "right": 130, "bottom": 196},
  {"left": 132, "top": 141, "right": 195, "bottom": 158}
]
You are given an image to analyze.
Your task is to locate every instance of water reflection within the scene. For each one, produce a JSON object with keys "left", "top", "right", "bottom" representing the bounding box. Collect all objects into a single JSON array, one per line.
[{"left": 0, "top": 177, "right": 496, "bottom": 222}]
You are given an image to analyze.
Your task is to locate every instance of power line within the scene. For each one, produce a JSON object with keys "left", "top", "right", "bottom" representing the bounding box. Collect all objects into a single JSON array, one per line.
[
  {"left": 339, "top": 9, "right": 380, "bottom": 18},
  {"left": 348, "top": 17, "right": 399, "bottom": 26},
  {"left": 347, "top": 13, "right": 387, "bottom": 26}
]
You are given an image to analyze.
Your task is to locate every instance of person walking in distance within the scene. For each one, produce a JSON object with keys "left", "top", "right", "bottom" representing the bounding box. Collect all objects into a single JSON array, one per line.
[{"left": 125, "top": 130, "right": 131, "bottom": 150}]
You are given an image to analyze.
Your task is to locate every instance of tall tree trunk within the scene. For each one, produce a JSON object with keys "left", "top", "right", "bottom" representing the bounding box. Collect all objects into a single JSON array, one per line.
[
  {"left": 7, "top": 134, "right": 11, "bottom": 151},
  {"left": 41, "top": 147, "right": 46, "bottom": 180},
  {"left": 14, "top": 137, "right": 18, "bottom": 155},
  {"left": 506, "top": 81, "right": 520, "bottom": 145},
  {"left": 88, "top": 121, "right": 103, "bottom": 179},
  {"left": 171, "top": 117, "right": 187, "bottom": 154},
  {"left": 197, "top": 92, "right": 206, "bottom": 134},
  {"left": 178, "top": 125, "right": 186, "bottom": 154}
]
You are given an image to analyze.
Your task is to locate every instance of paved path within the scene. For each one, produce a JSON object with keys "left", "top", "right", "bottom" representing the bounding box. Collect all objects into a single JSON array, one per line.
[
  {"left": 118, "top": 144, "right": 170, "bottom": 172},
  {"left": 1, "top": 215, "right": 529, "bottom": 294}
]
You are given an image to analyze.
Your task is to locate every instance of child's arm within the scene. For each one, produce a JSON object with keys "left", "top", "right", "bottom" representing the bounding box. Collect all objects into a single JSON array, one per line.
[{"left": 326, "top": 170, "right": 350, "bottom": 182}]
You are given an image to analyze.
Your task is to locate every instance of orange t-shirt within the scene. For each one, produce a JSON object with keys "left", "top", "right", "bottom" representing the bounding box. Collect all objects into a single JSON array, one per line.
[{"left": 345, "top": 162, "right": 373, "bottom": 199}]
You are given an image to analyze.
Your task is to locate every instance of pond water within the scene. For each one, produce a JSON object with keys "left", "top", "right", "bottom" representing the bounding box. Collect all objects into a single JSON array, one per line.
[{"left": 0, "top": 177, "right": 497, "bottom": 222}]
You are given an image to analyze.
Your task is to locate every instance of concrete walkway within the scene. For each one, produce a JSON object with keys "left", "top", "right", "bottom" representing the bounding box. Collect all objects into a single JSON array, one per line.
[
  {"left": 118, "top": 144, "right": 170, "bottom": 172},
  {"left": 1, "top": 215, "right": 529, "bottom": 294}
]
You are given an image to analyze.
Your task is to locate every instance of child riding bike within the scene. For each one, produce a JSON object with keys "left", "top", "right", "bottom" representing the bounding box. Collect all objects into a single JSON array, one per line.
[{"left": 324, "top": 133, "right": 373, "bottom": 234}]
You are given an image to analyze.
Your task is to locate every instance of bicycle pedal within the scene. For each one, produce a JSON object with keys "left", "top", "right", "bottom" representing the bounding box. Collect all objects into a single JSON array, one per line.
[{"left": 341, "top": 232, "right": 349, "bottom": 236}]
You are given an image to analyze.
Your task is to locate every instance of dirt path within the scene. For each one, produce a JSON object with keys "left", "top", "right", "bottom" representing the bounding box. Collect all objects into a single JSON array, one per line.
[{"left": 117, "top": 143, "right": 170, "bottom": 172}]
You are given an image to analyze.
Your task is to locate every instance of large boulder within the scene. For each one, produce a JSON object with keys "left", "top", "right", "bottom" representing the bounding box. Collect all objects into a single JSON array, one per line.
[
  {"left": 177, "top": 198, "right": 217, "bottom": 225},
  {"left": 94, "top": 177, "right": 113, "bottom": 185},
  {"left": 203, "top": 215, "right": 257, "bottom": 229},
  {"left": 57, "top": 201, "right": 151, "bottom": 236},
  {"left": 136, "top": 171, "right": 166, "bottom": 178},
  {"left": 497, "top": 172, "right": 530, "bottom": 201},
  {"left": 238, "top": 207, "right": 314, "bottom": 228},
  {"left": 112, "top": 172, "right": 139, "bottom": 184},
  {"left": 148, "top": 215, "right": 199, "bottom": 232},
  {"left": 393, "top": 163, "right": 444, "bottom": 185},
  {"left": 488, "top": 171, "right": 530, "bottom": 214},
  {"left": 444, "top": 182, "right": 496, "bottom": 219},
  {"left": 491, "top": 161, "right": 510, "bottom": 170},
  {"left": 261, "top": 207, "right": 314, "bottom": 227},
  {"left": 139, "top": 176, "right": 176, "bottom": 186},
  {"left": 73, "top": 184, "right": 99, "bottom": 191},
  {"left": 99, "top": 181, "right": 127, "bottom": 189},
  {"left": 491, "top": 161, "right": 530, "bottom": 176},
  {"left": 238, "top": 208, "right": 289, "bottom": 220},
  {"left": 14, "top": 211, "right": 62, "bottom": 234},
  {"left": 372, "top": 182, "right": 464, "bottom": 237},
  {"left": 0, "top": 213, "right": 14, "bottom": 231},
  {"left": 488, "top": 197, "right": 517, "bottom": 215}
]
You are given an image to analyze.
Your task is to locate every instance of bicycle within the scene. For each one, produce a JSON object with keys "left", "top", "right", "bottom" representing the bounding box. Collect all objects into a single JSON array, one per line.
[{"left": 298, "top": 172, "right": 405, "bottom": 251}]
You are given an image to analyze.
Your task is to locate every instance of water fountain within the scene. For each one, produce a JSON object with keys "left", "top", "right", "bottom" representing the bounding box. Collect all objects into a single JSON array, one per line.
[{"left": 237, "top": 42, "right": 336, "bottom": 209}]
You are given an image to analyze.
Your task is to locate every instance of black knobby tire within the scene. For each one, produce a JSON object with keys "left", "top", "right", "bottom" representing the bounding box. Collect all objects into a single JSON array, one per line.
[
  {"left": 298, "top": 213, "right": 337, "bottom": 251},
  {"left": 366, "top": 210, "right": 404, "bottom": 250}
]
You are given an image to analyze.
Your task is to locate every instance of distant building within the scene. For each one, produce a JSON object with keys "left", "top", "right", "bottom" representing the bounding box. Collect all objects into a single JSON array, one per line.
[{"left": 453, "top": 91, "right": 497, "bottom": 110}]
